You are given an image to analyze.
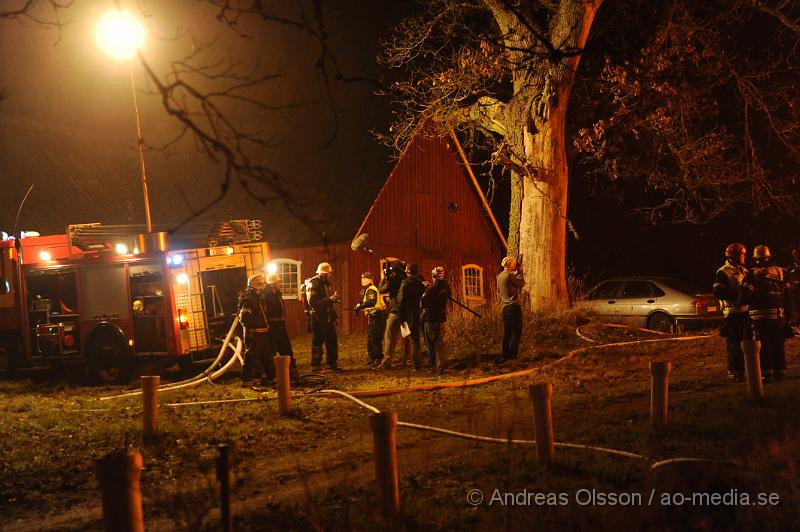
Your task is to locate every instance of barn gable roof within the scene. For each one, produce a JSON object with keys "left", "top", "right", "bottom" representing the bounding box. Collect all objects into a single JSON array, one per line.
[{"left": 353, "top": 128, "right": 507, "bottom": 250}]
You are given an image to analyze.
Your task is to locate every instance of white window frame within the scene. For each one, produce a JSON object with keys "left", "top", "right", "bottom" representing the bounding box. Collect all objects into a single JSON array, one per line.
[
  {"left": 461, "top": 264, "right": 485, "bottom": 305},
  {"left": 272, "top": 258, "right": 302, "bottom": 299}
]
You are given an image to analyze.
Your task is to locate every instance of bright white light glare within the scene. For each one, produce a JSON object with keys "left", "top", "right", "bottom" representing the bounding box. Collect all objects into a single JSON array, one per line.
[
  {"left": 176, "top": 273, "right": 189, "bottom": 284},
  {"left": 169, "top": 254, "right": 184, "bottom": 266},
  {"left": 133, "top": 246, "right": 140, "bottom": 254},
  {"left": 266, "top": 262, "right": 278, "bottom": 274},
  {"left": 39, "top": 251, "right": 52, "bottom": 261},
  {"left": 115, "top": 243, "right": 129, "bottom": 255},
  {"left": 96, "top": 11, "right": 145, "bottom": 60},
  {"left": 226, "top": 246, "right": 234, "bottom": 255}
]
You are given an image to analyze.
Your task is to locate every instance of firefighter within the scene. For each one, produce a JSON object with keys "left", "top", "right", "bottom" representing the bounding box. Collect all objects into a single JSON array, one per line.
[
  {"left": 739, "top": 245, "right": 787, "bottom": 381},
  {"left": 263, "top": 271, "right": 299, "bottom": 380},
  {"left": 421, "top": 266, "right": 450, "bottom": 372},
  {"left": 396, "top": 263, "right": 425, "bottom": 369},
  {"left": 306, "top": 262, "right": 341, "bottom": 372},
  {"left": 353, "top": 272, "right": 387, "bottom": 366},
  {"left": 496, "top": 256, "right": 525, "bottom": 361},
  {"left": 785, "top": 246, "right": 800, "bottom": 328},
  {"left": 238, "top": 273, "right": 271, "bottom": 386},
  {"left": 713, "top": 243, "right": 748, "bottom": 381},
  {"left": 377, "top": 260, "right": 406, "bottom": 369}
]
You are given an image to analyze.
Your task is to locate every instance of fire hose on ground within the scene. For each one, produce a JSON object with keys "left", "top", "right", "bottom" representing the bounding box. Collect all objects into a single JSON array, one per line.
[
  {"left": 318, "top": 389, "right": 742, "bottom": 472},
  {"left": 147, "top": 325, "right": 742, "bottom": 473},
  {"left": 100, "top": 318, "right": 244, "bottom": 401}
]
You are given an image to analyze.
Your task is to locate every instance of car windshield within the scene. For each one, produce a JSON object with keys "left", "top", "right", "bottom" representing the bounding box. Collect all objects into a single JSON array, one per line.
[{"left": 658, "top": 278, "right": 706, "bottom": 295}]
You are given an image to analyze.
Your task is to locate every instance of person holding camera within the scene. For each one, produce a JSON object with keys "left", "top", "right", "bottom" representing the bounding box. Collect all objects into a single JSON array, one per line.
[
  {"left": 396, "top": 263, "right": 426, "bottom": 369},
  {"left": 421, "top": 266, "right": 450, "bottom": 372},
  {"left": 377, "top": 259, "right": 406, "bottom": 369},
  {"left": 497, "top": 256, "right": 525, "bottom": 361}
]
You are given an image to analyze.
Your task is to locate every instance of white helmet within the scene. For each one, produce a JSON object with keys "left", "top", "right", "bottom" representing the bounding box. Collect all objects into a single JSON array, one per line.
[
  {"left": 265, "top": 272, "right": 281, "bottom": 285},
  {"left": 248, "top": 274, "right": 266, "bottom": 289},
  {"left": 316, "top": 262, "right": 333, "bottom": 275}
]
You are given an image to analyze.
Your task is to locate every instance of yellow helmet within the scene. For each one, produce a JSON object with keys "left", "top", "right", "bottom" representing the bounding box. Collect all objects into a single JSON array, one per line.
[
  {"left": 316, "top": 262, "right": 333, "bottom": 275},
  {"left": 265, "top": 272, "right": 281, "bottom": 285},
  {"left": 753, "top": 245, "right": 771, "bottom": 260}
]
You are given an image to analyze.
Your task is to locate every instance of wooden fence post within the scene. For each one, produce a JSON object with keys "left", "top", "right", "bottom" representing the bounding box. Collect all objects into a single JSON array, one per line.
[
  {"left": 274, "top": 355, "right": 292, "bottom": 414},
  {"left": 141, "top": 375, "right": 159, "bottom": 443},
  {"left": 370, "top": 412, "right": 400, "bottom": 517},
  {"left": 528, "top": 382, "right": 555, "bottom": 464},
  {"left": 650, "top": 361, "right": 671, "bottom": 435},
  {"left": 94, "top": 450, "right": 144, "bottom": 532}
]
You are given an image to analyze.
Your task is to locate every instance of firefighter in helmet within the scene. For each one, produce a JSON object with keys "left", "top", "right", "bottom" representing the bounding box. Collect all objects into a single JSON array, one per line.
[
  {"left": 238, "top": 273, "right": 272, "bottom": 386},
  {"left": 784, "top": 246, "right": 800, "bottom": 328},
  {"left": 713, "top": 243, "right": 748, "bottom": 381},
  {"left": 306, "top": 262, "right": 341, "bottom": 371},
  {"left": 263, "top": 271, "right": 299, "bottom": 380},
  {"left": 354, "top": 272, "right": 387, "bottom": 366},
  {"left": 739, "top": 245, "right": 787, "bottom": 381}
]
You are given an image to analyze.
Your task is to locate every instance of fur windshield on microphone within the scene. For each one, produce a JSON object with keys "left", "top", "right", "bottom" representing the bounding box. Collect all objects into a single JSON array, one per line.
[{"left": 351, "top": 233, "right": 369, "bottom": 251}]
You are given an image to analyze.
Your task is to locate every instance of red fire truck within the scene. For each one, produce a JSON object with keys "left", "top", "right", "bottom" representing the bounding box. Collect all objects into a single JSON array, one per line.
[{"left": 0, "top": 221, "right": 269, "bottom": 384}]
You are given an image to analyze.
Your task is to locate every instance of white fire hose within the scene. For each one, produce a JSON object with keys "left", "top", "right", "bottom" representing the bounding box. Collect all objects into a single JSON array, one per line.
[{"left": 100, "top": 317, "right": 243, "bottom": 401}]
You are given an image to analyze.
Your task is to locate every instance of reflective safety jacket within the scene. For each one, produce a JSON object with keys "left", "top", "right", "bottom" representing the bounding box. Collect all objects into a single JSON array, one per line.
[
  {"left": 360, "top": 284, "right": 386, "bottom": 316},
  {"left": 713, "top": 261, "right": 748, "bottom": 316},
  {"left": 739, "top": 264, "right": 785, "bottom": 320}
]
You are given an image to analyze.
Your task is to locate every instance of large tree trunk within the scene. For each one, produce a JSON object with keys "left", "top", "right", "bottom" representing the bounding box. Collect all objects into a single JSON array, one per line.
[
  {"left": 519, "top": 107, "right": 569, "bottom": 310},
  {"left": 512, "top": 0, "right": 602, "bottom": 311}
]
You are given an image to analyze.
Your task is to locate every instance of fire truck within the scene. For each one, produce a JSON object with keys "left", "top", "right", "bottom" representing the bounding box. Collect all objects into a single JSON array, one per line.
[{"left": 0, "top": 221, "right": 269, "bottom": 384}]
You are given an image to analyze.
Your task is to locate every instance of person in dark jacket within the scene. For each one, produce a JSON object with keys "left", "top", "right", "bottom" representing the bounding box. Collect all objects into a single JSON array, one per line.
[
  {"left": 739, "top": 245, "right": 787, "bottom": 381},
  {"left": 395, "top": 263, "right": 426, "bottom": 369},
  {"left": 421, "top": 266, "right": 450, "bottom": 372},
  {"left": 713, "top": 243, "right": 748, "bottom": 381},
  {"left": 238, "top": 274, "right": 270, "bottom": 386},
  {"left": 263, "top": 272, "right": 299, "bottom": 381},
  {"left": 354, "top": 272, "right": 387, "bottom": 366},
  {"left": 306, "top": 262, "right": 341, "bottom": 371},
  {"left": 377, "top": 260, "right": 406, "bottom": 369}
]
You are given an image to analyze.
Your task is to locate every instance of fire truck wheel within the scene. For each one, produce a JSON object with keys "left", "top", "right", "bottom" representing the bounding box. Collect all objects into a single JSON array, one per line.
[{"left": 86, "top": 335, "right": 133, "bottom": 385}]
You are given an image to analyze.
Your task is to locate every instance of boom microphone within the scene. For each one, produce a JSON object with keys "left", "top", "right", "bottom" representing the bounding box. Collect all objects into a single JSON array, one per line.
[{"left": 351, "top": 233, "right": 370, "bottom": 252}]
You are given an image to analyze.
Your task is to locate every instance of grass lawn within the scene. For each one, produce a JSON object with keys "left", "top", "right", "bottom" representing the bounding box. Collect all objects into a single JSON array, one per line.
[{"left": 1, "top": 321, "right": 798, "bottom": 530}]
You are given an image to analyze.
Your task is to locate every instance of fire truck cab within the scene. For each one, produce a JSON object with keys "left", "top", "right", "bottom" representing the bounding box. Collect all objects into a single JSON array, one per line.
[{"left": 0, "top": 221, "right": 268, "bottom": 384}]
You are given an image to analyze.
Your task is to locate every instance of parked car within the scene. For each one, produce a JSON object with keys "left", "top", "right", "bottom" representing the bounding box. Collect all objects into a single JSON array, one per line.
[{"left": 573, "top": 277, "right": 723, "bottom": 332}]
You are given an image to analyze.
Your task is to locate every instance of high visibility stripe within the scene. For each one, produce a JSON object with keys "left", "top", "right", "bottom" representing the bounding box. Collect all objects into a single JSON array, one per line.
[{"left": 749, "top": 308, "right": 783, "bottom": 320}]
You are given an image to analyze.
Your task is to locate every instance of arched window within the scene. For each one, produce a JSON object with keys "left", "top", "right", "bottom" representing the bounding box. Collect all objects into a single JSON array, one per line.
[
  {"left": 271, "top": 258, "right": 302, "bottom": 299},
  {"left": 462, "top": 264, "right": 485, "bottom": 304}
]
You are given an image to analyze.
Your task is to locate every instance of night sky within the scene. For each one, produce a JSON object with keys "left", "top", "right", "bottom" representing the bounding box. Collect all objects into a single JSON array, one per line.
[{"left": 0, "top": 1, "right": 793, "bottom": 292}]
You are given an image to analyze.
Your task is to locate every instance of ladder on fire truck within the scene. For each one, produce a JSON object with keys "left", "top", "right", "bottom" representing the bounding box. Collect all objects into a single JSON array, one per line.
[{"left": 68, "top": 220, "right": 263, "bottom": 251}]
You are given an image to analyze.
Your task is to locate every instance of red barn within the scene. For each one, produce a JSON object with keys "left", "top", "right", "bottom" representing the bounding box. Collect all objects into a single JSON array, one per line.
[{"left": 270, "top": 130, "right": 508, "bottom": 336}]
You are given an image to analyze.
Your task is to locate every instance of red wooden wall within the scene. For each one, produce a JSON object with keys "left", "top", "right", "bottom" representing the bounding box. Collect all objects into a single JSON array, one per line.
[{"left": 273, "top": 134, "right": 506, "bottom": 339}]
